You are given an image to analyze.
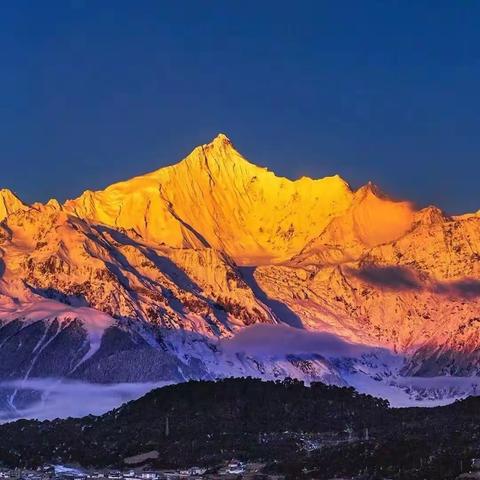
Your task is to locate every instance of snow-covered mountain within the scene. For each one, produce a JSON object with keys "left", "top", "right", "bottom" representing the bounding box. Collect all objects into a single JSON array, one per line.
[{"left": 1, "top": 133, "right": 480, "bottom": 415}]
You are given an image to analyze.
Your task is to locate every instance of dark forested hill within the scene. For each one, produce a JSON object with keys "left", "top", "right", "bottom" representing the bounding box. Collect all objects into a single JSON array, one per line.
[{"left": 0, "top": 378, "right": 479, "bottom": 480}]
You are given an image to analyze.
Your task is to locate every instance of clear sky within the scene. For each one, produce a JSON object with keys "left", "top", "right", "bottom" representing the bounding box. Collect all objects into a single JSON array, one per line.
[{"left": 1, "top": 1, "right": 479, "bottom": 213}]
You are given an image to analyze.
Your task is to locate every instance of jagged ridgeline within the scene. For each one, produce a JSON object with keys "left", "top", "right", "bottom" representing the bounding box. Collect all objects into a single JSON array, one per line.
[
  {"left": 0, "top": 134, "right": 479, "bottom": 408},
  {"left": 0, "top": 378, "right": 479, "bottom": 480}
]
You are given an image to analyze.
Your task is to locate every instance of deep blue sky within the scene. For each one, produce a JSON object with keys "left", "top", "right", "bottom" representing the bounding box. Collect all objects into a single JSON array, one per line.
[{"left": 1, "top": 1, "right": 479, "bottom": 213}]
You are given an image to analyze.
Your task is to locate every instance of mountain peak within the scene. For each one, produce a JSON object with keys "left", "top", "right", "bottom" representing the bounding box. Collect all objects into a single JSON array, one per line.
[
  {"left": 194, "top": 133, "right": 234, "bottom": 157},
  {"left": 179, "top": 133, "right": 258, "bottom": 176},
  {"left": 204, "top": 133, "right": 237, "bottom": 155},
  {"left": 0, "top": 189, "right": 28, "bottom": 221},
  {"left": 209, "top": 132, "right": 232, "bottom": 147},
  {"left": 354, "top": 181, "right": 387, "bottom": 201}
]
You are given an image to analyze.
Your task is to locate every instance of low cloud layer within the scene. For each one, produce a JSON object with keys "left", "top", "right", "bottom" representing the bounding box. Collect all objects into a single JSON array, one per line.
[
  {"left": 0, "top": 379, "right": 169, "bottom": 423},
  {"left": 350, "top": 265, "right": 420, "bottom": 290},
  {"left": 349, "top": 265, "right": 480, "bottom": 298},
  {"left": 220, "top": 323, "right": 381, "bottom": 359},
  {"left": 434, "top": 279, "right": 480, "bottom": 298}
]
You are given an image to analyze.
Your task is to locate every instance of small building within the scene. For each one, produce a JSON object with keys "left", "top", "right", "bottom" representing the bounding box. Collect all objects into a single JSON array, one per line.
[
  {"left": 140, "top": 473, "right": 158, "bottom": 480},
  {"left": 219, "top": 461, "right": 245, "bottom": 475},
  {"left": 188, "top": 468, "right": 206, "bottom": 476},
  {"left": 107, "top": 472, "right": 122, "bottom": 480}
]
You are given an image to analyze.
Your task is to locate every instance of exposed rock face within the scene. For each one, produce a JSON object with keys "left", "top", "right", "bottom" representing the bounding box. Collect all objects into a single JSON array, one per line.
[{"left": 0, "top": 133, "right": 479, "bottom": 409}]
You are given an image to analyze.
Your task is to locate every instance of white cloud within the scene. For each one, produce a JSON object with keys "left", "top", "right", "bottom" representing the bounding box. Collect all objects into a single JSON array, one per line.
[
  {"left": 0, "top": 379, "right": 170, "bottom": 423},
  {"left": 220, "top": 323, "right": 379, "bottom": 359}
]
